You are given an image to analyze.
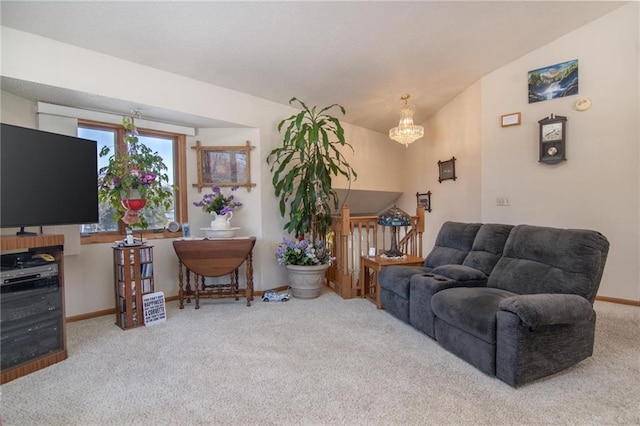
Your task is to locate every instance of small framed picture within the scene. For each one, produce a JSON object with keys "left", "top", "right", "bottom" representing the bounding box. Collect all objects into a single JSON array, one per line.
[
  {"left": 416, "top": 191, "right": 432, "bottom": 212},
  {"left": 501, "top": 112, "right": 521, "bottom": 127},
  {"left": 438, "top": 157, "right": 457, "bottom": 183},
  {"left": 191, "top": 140, "right": 256, "bottom": 192}
]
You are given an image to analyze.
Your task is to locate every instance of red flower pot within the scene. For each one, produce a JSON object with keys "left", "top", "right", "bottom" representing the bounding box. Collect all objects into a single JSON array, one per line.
[{"left": 121, "top": 199, "right": 147, "bottom": 211}]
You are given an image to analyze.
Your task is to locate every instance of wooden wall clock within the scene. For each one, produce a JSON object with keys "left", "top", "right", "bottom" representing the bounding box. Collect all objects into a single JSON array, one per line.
[{"left": 538, "top": 114, "right": 567, "bottom": 164}]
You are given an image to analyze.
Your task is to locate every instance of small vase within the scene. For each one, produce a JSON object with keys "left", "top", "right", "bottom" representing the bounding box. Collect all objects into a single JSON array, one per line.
[{"left": 210, "top": 211, "right": 233, "bottom": 230}]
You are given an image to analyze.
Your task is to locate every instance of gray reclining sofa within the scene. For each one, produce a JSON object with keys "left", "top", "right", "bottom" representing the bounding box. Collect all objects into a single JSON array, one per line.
[{"left": 378, "top": 222, "right": 609, "bottom": 387}]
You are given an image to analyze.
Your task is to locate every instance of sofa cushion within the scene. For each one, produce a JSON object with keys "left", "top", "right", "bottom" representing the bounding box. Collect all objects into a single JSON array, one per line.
[
  {"left": 488, "top": 225, "right": 610, "bottom": 302},
  {"left": 378, "top": 265, "right": 431, "bottom": 299},
  {"left": 409, "top": 271, "right": 487, "bottom": 338},
  {"left": 462, "top": 223, "right": 514, "bottom": 275},
  {"left": 423, "top": 222, "right": 481, "bottom": 268},
  {"left": 431, "top": 287, "right": 515, "bottom": 344}
]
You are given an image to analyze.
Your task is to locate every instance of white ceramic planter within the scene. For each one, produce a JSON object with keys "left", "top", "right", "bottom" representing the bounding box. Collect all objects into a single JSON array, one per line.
[{"left": 286, "top": 263, "right": 330, "bottom": 299}]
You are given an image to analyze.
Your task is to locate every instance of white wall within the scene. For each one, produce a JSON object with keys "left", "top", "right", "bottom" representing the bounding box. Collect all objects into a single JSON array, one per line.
[
  {"left": 1, "top": 27, "right": 406, "bottom": 316},
  {"left": 0, "top": 90, "right": 36, "bottom": 127},
  {"left": 482, "top": 3, "right": 639, "bottom": 300},
  {"left": 401, "top": 81, "right": 483, "bottom": 251},
  {"left": 406, "top": 3, "right": 639, "bottom": 300}
]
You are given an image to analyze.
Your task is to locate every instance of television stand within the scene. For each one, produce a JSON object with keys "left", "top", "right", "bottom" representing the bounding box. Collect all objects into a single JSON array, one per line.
[
  {"left": 16, "top": 226, "right": 38, "bottom": 236},
  {"left": 1, "top": 234, "right": 67, "bottom": 384}
]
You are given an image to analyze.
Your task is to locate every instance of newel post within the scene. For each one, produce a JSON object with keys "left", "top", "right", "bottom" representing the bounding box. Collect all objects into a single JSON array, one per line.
[
  {"left": 339, "top": 204, "right": 352, "bottom": 298},
  {"left": 416, "top": 206, "right": 425, "bottom": 257}
]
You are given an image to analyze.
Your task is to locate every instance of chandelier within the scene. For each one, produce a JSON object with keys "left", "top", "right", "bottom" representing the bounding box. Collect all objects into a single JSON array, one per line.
[{"left": 389, "top": 94, "right": 424, "bottom": 147}]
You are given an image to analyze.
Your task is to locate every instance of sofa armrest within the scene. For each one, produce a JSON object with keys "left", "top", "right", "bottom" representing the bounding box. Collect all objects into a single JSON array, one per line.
[
  {"left": 410, "top": 268, "right": 487, "bottom": 297},
  {"left": 430, "top": 264, "right": 487, "bottom": 282},
  {"left": 499, "top": 294, "right": 593, "bottom": 328}
]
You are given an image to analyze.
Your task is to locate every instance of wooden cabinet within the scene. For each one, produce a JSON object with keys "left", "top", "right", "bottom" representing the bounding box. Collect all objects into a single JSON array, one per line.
[
  {"left": 1, "top": 234, "right": 67, "bottom": 384},
  {"left": 113, "top": 245, "right": 154, "bottom": 330}
]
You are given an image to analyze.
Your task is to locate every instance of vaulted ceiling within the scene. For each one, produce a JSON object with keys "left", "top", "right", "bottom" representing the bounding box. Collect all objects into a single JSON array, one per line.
[{"left": 0, "top": 1, "right": 626, "bottom": 132}]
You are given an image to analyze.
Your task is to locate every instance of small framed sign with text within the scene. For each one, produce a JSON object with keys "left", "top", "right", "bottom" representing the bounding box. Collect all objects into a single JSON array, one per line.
[
  {"left": 143, "top": 292, "right": 167, "bottom": 326},
  {"left": 501, "top": 112, "right": 521, "bottom": 127}
]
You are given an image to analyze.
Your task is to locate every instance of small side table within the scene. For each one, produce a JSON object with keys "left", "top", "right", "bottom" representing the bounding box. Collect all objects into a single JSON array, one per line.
[
  {"left": 360, "top": 254, "right": 424, "bottom": 309},
  {"left": 172, "top": 237, "right": 256, "bottom": 308}
]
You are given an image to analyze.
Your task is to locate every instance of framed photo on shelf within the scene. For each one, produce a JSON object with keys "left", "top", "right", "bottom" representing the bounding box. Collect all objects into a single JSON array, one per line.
[
  {"left": 416, "top": 191, "right": 432, "bottom": 212},
  {"left": 438, "top": 157, "right": 457, "bottom": 183},
  {"left": 501, "top": 112, "right": 521, "bottom": 127}
]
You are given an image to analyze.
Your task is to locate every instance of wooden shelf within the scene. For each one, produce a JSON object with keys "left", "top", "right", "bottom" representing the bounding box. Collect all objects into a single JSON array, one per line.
[
  {"left": 113, "top": 245, "right": 154, "bottom": 330},
  {"left": 1, "top": 234, "right": 64, "bottom": 251},
  {"left": 0, "top": 234, "right": 67, "bottom": 384}
]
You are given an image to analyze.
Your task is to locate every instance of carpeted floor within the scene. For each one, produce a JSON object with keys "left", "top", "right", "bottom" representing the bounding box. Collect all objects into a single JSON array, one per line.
[{"left": 1, "top": 288, "right": 639, "bottom": 425}]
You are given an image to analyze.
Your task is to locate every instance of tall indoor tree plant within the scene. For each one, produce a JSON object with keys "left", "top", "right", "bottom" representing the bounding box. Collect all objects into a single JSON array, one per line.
[{"left": 267, "top": 98, "right": 357, "bottom": 298}]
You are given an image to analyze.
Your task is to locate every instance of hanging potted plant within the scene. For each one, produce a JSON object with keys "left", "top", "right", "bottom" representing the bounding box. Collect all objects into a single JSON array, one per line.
[
  {"left": 267, "top": 98, "right": 357, "bottom": 298},
  {"left": 98, "top": 116, "right": 174, "bottom": 228}
]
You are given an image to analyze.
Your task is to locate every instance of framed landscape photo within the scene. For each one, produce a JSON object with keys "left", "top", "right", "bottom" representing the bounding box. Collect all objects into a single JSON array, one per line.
[
  {"left": 202, "top": 150, "right": 242, "bottom": 184},
  {"left": 528, "top": 59, "right": 579, "bottom": 103},
  {"left": 438, "top": 157, "right": 457, "bottom": 183}
]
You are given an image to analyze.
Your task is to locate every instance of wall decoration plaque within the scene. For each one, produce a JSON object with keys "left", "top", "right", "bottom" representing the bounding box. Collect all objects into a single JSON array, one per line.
[
  {"left": 438, "top": 157, "right": 457, "bottom": 183},
  {"left": 416, "top": 191, "right": 432, "bottom": 212}
]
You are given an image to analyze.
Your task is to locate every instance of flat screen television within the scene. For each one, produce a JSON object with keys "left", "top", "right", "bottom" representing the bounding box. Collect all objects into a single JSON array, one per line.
[{"left": 1, "top": 123, "right": 98, "bottom": 233}]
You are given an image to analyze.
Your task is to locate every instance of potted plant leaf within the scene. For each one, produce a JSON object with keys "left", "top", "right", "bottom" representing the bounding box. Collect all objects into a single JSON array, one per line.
[
  {"left": 98, "top": 116, "right": 174, "bottom": 229},
  {"left": 267, "top": 98, "right": 357, "bottom": 298}
]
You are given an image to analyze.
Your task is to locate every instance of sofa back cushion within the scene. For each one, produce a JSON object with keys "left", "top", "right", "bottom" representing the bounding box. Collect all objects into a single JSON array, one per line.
[
  {"left": 424, "top": 222, "right": 482, "bottom": 268},
  {"left": 488, "top": 225, "right": 609, "bottom": 303},
  {"left": 462, "top": 223, "right": 514, "bottom": 276}
]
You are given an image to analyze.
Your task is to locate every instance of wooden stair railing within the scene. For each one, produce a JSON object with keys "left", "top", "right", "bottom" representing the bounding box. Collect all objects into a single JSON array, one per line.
[{"left": 327, "top": 204, "right": 424, "bottom": 299}]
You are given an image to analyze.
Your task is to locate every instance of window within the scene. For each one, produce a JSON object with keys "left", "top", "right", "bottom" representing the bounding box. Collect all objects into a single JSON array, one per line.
[{"left": 78, "top": 120, "right": 187, "bottom": 243}]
